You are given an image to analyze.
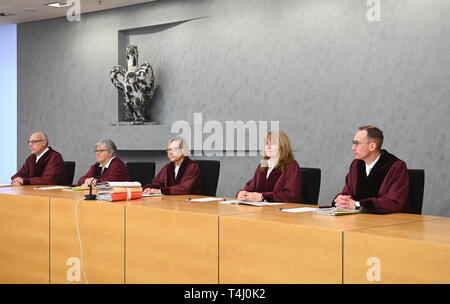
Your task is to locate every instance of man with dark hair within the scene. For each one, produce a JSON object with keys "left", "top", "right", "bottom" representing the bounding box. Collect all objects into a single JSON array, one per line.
[
  {"left": 11, "top": 132, "right": 67, "bottom": 186},
  {"left": 333, "top": 126, "right": 411, "bottom": 213}
]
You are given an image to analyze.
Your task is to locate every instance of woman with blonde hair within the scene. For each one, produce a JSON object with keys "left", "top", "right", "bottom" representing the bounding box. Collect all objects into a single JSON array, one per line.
[
  {"left": 143, "top": 136, "right": 202, "bottom": 195},
  {"left": 237, "top": 130, "right": 303, "bottom": 203}
]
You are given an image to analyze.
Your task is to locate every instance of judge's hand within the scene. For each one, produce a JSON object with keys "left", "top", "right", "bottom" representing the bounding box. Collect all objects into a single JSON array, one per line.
[
  {"left": 12, "top": 177, "right": 24, "bottom": 186},
  {"left": 246, "top": 192, "right": 264, "bottom": 202},
  {"left": 82, "top": 178, "right": 97, "bottom": 187},
  {"left": 237, "top": 191, "right": 248, "bottom": 201},
  {"left": 334, "top": 194, "right": 350, "bottom": 205},
  {"left": 334, "top": 195, "right": 356, "bottom": 210},
  {"left": 143, "top": 188, "right": 161, "bottom": 194}
]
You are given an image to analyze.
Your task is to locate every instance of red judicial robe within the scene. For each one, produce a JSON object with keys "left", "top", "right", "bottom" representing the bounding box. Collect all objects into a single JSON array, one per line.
[
  {"left": 238, "top": 161, "right": 303, "bottom": 203},
  {"left": 11, "top": 147, "right": 67, "bottom": 185},
  {"left": 335, "top": 149, "right": 411, "bottom": 214},
  {"left": 143, "top": 157, "right": 202, "bottom": 195},
  {"left": 77, "top": 157, "right": 130, "bottom": 186}
]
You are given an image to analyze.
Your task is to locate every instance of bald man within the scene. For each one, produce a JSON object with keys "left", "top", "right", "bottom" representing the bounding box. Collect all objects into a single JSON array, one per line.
[{"left": 11, "top": 132, "right": 67, "bottom": 186}]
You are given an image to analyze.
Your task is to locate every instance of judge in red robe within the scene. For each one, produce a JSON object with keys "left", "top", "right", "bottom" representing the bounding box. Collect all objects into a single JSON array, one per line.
[
  {"left": 237, "top": 130, "right": 303, "bottom": 203},
  {"left": 11, "top": 132, "right": 67, "bottom": 186},
  {"left": 143, "top": 137, "right": 202, "bottom": 195},
  {"left": 78, "top": 139, "right": 129, "bottom": 186},
  {"left": 334, "top": 126, "right": 411, "bottom": 214}
]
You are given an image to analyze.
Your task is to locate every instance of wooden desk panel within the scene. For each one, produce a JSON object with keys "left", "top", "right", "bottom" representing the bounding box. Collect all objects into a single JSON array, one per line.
[
  {"left": 219, "top": 210, "right": 440, "bottom": 284},
  {"left": 50, "top": 198, "right": 125, "bottom": 284},
  {"left": 0, "top": 193, "right": 49, "bottom": 284},
  {"left": 220, "top": 215, "right": 342, "bottom": 283},
  {"left": 125, "top": 196, "right": 296, "bottom": 284},
  {"left": 344, "top": 218, "right": 450, "bottom": 284},
  {"left": 126, "top": 206, "right": 218, "bottom": 284}
]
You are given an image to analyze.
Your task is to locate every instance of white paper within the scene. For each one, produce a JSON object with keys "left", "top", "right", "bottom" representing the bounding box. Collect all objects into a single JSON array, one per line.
[
  {"left": 34, "top": 186, "right": 71, "bottom": 190},
  {"left": 220, "top": 200, "right": 284, "bottom": 206},
  {"left": 142, "top": 193, "right": 164, "bottom": 197},
  {"left": 280, "top": 207, "right": 317, "bottom": 213},
  {"left": 0, "top": 183, "right": 12, "bottom": 187},
  {"left": 187, "top": 197, "right": 225, "bottom": 202}
]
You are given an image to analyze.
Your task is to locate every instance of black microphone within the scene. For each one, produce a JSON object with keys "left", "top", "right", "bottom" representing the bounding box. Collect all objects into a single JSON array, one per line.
[
  {"left": 84, "top": 176, "right": 99, "bottom": 200},
  {"left": 84, "top": 164, "right": 121, "bottom": 201}
]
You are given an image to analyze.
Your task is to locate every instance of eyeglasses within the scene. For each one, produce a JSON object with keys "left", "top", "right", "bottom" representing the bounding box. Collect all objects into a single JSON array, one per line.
[
  {"left": 95, "top": 149, "right": 109, "bottom": 153},
  {"left": 352, "top": 140, "right": 370, "bottom": 147},
  {"left": 28, "top": 140, "right": 44, "bottom": 145},
  {"left": 166, "top": 148, "right": 180, "bottom": 153}
]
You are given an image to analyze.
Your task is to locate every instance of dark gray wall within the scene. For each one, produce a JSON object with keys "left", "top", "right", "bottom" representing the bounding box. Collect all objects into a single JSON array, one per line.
[{"left": 17, "top": 0, "right": 450, "bottom": 216}]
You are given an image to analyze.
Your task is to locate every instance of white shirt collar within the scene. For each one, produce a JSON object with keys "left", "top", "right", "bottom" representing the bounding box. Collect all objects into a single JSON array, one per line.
[
  {"left": 36, "top": 147, "right": 50, "bottom": 163},
  {"left": 266, "top": 158, "right": 278, "bottom": 178},
  {"left": 366, "top": 154, "right": 381, "bottom": 176},
  {"left": 174, "top": 165, "right": 180, "bottom": 178},
  {"left": 101, "top": 156, "right": 116, "bottom": 170}
]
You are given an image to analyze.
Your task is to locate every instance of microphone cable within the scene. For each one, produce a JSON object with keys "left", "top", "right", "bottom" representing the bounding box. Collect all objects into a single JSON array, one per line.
[{"left": 75, "top": 197, "right": 89, "bottom": 284}]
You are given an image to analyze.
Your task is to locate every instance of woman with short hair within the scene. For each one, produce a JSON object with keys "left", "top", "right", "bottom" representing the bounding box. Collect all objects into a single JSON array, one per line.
[
  {"left": 143, "top": 136, "right": 202, "bottom": 195},
  {"left": 78, "top": 139, "right": 130, "bottom": 187},
  {"left": 237, "top": 130, "right": 303, "bottom": 203}
]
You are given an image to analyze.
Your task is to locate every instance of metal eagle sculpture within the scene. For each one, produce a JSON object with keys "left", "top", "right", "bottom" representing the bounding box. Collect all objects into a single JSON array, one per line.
[{"left": 110, "top": 44, "right": 155, "bottom": 122}]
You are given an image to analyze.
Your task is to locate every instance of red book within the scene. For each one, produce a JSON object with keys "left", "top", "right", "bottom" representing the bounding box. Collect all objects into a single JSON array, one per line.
[{"left": 98, "top": 191, "right": 142, "bottom": 202}]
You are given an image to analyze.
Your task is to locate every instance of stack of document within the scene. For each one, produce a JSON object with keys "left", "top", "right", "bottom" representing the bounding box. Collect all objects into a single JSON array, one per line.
[
  {"left": 96, "top": 181, "right": 143, "bottom": 202},
  {"left": 313, "top": 207, "right": 361, "bottom": 216}
]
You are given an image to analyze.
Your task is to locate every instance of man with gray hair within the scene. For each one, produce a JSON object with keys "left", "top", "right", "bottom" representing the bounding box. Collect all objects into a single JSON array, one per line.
[
  {"left": 11, "top": 131, "right": 67, "bottom": 185},
  {"left": 78, "top": 139, "right": 129, "bottom": 186}
]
